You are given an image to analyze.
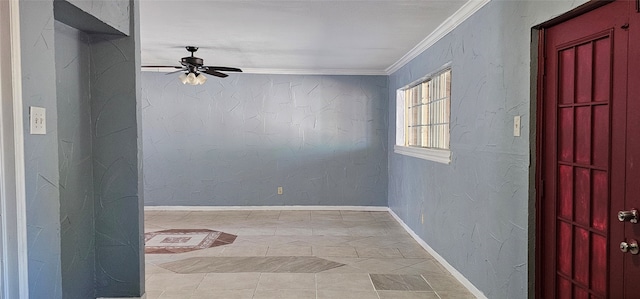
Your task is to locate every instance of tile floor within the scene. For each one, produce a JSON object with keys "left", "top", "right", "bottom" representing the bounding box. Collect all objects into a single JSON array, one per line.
[{"left": 144, "top": 210, "right": 476, "bottom": 299}]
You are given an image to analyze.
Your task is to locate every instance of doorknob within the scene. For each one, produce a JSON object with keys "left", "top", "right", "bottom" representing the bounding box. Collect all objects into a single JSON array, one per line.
[
  {"left": 618, "top": 209, "right": 638, "bottom": 223},
  {"left": 620, "top": 239, "right": 640, "bottom": 255}
]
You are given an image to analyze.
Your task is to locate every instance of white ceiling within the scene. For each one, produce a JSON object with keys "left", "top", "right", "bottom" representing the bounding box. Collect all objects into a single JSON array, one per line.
[{"left": 140, "top": 0, "right": 475, "bottom": 75}]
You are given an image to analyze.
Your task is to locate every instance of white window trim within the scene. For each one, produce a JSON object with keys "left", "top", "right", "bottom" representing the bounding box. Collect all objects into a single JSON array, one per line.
[
  {"left": 394, "top": 145, "right": 451, "bottom": 164},
  {"left": 394, "top": 63, "right": 452, "bottom": 164}
]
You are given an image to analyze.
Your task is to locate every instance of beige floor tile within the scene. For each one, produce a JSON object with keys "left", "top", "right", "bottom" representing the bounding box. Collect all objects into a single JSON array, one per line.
[
  {"left": 436, "top": 290, "right": 477, "bottom": 299},
  {"left": 275, "top": 227, "right": 313, "bottom": 236},
  {"left": 408, "top": 260, "right": 450, "bottom": 276},
  {"left": 347, "top": 236, "right": 400, "bottom": 248},
  {"left": 145, "top": 263, "right": 174, "bottom": 275},
  {"left": 316, "top": 289, "right": 379, "bottom": 299},
  {"left": 146, "top": 273, "right": 205, "bottom": 291},
  {"left": 256, "top": 273, "right": 316, "bottom": 290},
  {"left": 318, "top": 264, "right": 368, "bottom": 273},
  {"left": 381, "top": 258, "right": 430, "bottom": 267},
  {"left": 351, "top": 258, "right": 408, "bottom": 273},
  {"left": 313, "top": 246, "right": 358, "bottom": 257},
  {"left": 145, "top": 290, "right": 163, "bottom": 299},
  {"left": 219, "top": 245, "right": 268, "bottom": 257},
  {"left": 178, "top": 246, "right": 226, "bottom": 258},
  {"left": 356, "top": 247, "right": 403, "bottom": 258},
  {"left": 144, "top": 210, "right": 476, "bottom": 299},
  {"left": 399, "top": 248, "right": 435, "bottom": 259},
  {"left": 315, "top": 273, "right": 375, "bottom": 291},
  {"left": 252, "top": 289, "right": 316, "bottom": 299},
  {"left": 145, "top": 224, "right": 167, "bottom": 232},
  {"left": 422, "top": 273, "right": 467, "bottom": 292},
  {"left": 158, "top": 290, "right": 195, "bottom": 299},
  {"left": 190, "top": 289, "right": 255, "bottom": 299},
  {"left": 377, "top": 290, "right": 440, "bottom": 299},
  {"left": 196, "top": 273, "right": 260, "bottom": 290},
  {"left": 266, "top": 245, "right": 312, "bottom": 256},
  {"left": 312, "top": 228, "right": 351, "bottom": 236},
  {"left": 278, "top": 211, "right": 311, "bottom": 221},
  {"left": 349, "top": 227, "right": 391, "bottom": 236},
  {"left": 303, "top": 236, "right": 352, "bottom": 247},
  {"left": 236, "top": 228, "right": 276, "bottom": 235}
]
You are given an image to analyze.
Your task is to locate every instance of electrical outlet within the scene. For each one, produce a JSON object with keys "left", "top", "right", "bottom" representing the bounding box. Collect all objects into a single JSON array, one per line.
[
  {"left": 30, "top": 106, "right": 46, "bottom": 135},
  {"left": 277, "top": 186, "right": 283, "bottom": 195},
  {"left": 513, "top": 115, "right": 521, "bottom": 137}
]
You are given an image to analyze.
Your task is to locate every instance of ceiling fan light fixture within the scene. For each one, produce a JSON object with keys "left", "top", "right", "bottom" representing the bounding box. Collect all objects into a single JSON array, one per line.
[
  {"left": 178, "top": 73, "right": 189, "bottom": 84},
  {"left": 196, "top": 73, "right": 207, "bottom": 85},
  {"left": 186, "top": 72, "right": 197, "bottom": 85},
  {"left": 147, "top": 46, "right": 242, "bottom": 85}
]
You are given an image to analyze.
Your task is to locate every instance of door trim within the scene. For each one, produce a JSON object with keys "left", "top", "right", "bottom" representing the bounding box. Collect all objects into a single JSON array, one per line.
[{"left": 0, "top": 0, "right": 29, "bottom": 297}]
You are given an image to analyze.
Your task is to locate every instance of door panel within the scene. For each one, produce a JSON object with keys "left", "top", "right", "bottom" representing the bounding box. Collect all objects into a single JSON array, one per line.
[{"left": 539, "top": 1, "right": 635, "bottom": 298}]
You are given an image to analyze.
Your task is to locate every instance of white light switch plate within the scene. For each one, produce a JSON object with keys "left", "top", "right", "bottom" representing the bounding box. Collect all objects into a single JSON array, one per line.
[
  {"left": 513, "top": 115, "right": 521, "bottom": 137},
  {"left": 30, "top": 106, "right": 46, "bottom": 135}
]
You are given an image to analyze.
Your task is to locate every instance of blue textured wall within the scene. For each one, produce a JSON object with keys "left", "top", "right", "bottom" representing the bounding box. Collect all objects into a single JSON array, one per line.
[
  {"left": 65, "top": 0, "right": 130, "bottom": 35},
  {"left": 142, "top": 73, "right": 388, "bottom": 207},
  {"left": 387, "top": 1, "right": 587, "bottom": 298},
  {"left": 19, "top": 0, "right": 142, "bottom": 297},
  {"left": 55, "top": 21, "right": 96, "bottom": 299},
  {"left": 20, "top": 1, "right": 63, "bottom": 296},
  {"left": 90, "top": 1, "right": 144, "bottom": 296}
]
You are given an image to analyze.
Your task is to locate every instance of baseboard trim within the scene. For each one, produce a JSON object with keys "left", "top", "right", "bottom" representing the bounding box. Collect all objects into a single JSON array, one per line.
[
  {"left": 144, "top": 205, "right": 389, "bottom": 212},
  {"left": 387, "top": 209, "right": 487, "bottom": 299}
]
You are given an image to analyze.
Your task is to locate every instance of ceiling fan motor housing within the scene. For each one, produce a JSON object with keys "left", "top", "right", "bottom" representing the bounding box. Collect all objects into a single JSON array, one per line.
[{"left": 181, "top": 56, "right": 203, "bottom": 67}]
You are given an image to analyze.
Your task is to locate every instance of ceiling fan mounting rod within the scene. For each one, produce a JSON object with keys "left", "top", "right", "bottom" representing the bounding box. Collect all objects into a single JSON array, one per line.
[{"left": 186, "top": 46, "right": 198, "bottom": 56}]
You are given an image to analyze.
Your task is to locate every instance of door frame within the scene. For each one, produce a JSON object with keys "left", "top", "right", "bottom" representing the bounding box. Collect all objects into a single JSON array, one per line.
[
  {"left": 532, "top": 1, "right": 617, "bottom": 298},
  {"left": 0, "top": 0, "right": 29, "bottom": 297}
]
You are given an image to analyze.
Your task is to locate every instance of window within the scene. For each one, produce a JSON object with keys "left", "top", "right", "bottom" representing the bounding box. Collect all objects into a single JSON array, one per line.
[{"left": 395, "top": 67, "right": 451, "bottom": 164}]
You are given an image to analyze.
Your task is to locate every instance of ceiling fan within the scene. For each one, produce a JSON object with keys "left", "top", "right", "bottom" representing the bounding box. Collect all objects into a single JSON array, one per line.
[{"left": 143, "top": 46, "right": 242, "bottom": 85}]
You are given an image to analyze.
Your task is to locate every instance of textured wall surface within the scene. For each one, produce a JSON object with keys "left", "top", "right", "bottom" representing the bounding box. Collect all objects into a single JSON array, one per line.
[
  {"left": 91, "top": 1, "right": 144, "bottom": 295},
  {"left": 387, "top": 1, "right": 587, "bottom": 298},
  {"left": 142, "top": 73, "right": 388, "bottom": 207},
  {"left": 65, "top": 0, "right": 129, "bottom": 35},
  {"left": 55, "top": 21, "right": 96, "bottom": 299},
  {"left": 19, "top": 1, "right": 63, "bottom": 297},
  {"left": 18, "top": 0, "right": 142, "bottom": 298}
]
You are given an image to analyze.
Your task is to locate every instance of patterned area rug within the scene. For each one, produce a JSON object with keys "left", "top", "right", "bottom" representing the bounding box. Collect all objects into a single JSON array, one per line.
[{"left": 145, "top": 229, "right": 237, "bottom": 254}]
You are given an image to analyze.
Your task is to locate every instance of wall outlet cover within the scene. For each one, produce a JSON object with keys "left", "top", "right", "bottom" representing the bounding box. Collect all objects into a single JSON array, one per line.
[{"left": 30, "top": 106, "right": 46, "bottom": 135}]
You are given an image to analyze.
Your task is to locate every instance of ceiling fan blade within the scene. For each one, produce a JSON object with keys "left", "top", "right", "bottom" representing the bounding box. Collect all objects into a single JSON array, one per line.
[
  {"left": 204, "top": 66, "right": 242, "bottom": 73},
  {"left": 141, "top": 65, "right": 183, "bottom": 69},
  {"left": 202, "top": 68, "right": 229, "bottom": 78},
  {"left": 165, "top": 69, "right": 187, "bottom": 75}
]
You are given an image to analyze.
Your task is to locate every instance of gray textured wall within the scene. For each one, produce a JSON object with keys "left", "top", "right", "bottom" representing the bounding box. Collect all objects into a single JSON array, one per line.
[
  {"left": 90, "top": 1, "right": 144, "bottom": 295},
  {"left": 387, "top": 1, "right": 587, "bottom": 298},
  {"left": 65, "top": 0, "right": 129, "bottom": 35},
  {"left": 20, "top": 1, "right": 63, "bottom": 297},
  {"left": 18, "top": 0, "right": 142, "bottom": 297},
  {"left": 55, "top": 21, "right": 96, "bottom": 299},
  {"left": 142, "top": 73, "right": 388, "bottom": 207}
]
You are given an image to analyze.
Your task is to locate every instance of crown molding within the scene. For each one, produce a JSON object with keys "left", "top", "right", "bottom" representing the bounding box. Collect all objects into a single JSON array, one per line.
[{"left": 385, "top": 0, "right": 491, "bottom": 75}]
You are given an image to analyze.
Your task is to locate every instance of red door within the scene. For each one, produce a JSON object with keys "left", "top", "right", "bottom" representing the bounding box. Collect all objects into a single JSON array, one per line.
[{"left": 538, "top": 1, "right": 640, "bottom": 298}]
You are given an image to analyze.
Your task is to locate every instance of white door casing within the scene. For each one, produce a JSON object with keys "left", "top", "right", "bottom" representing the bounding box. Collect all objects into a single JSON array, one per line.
[{"left": 0, "top": 0, "right": 29, "bottom": 298}]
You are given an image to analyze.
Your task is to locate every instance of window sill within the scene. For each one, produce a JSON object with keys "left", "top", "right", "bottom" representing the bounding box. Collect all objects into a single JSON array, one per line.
[{"left": 393, "top": 145, "right": 451, "bottom": 164}]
